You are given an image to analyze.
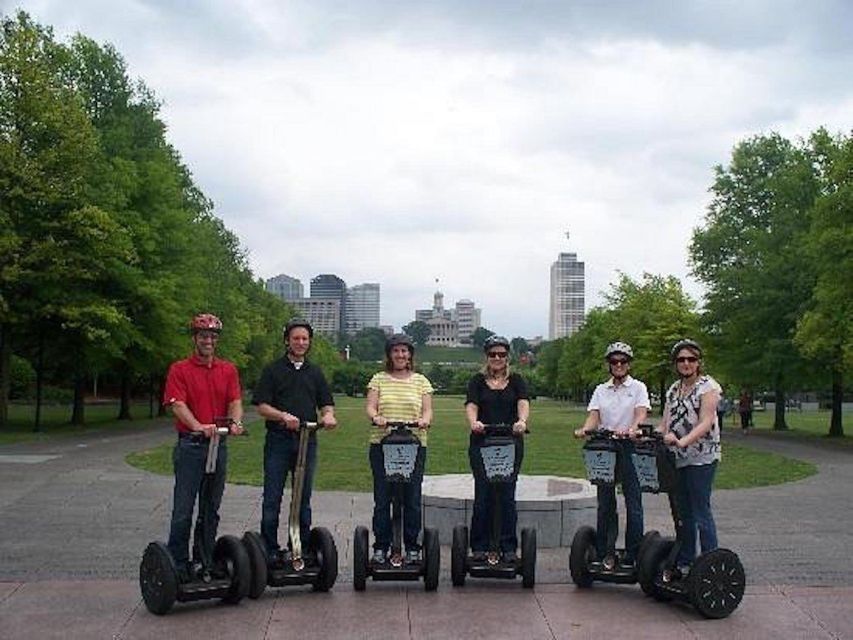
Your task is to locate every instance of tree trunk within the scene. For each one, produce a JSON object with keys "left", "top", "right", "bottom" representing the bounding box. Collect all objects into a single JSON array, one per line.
[
  {"left": 828, "top": 369, "right": 844, "bottom": 437},
  {"left": 772, "top": 373, "right": 788, "bottom": 431},
  {"left": 658, "top": 375, "right": 666, "bottom": 416},
  {"left": 71, "top": 372, "right": 85, "bottom": 425},
  {"left": 0, "top": 323, "right": 10, "bottom": 429},
  {"left": 34, "top": 333, "right": 44, "bottom": 432},
  {"left": 118, "top": 367, "right": 132, "bottom": 420},
  {"left": 157, "top": 374, "right": 167, "bottom": 417}
]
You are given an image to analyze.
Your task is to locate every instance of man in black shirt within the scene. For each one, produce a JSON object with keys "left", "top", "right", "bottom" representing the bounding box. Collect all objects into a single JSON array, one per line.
[{"left": 253, "top": 319, "right": 336, "bottom": 562}]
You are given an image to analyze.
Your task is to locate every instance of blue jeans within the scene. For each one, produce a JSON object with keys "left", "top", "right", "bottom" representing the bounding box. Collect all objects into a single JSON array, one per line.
[
  {"left": 370, "top": 444, "right": 426, "bottom": 552},
  {"left": 167, "top": 437, "right": 227, "bottom": 568},
  {"left": 596, "top": 440, "right": 643, "bottom": 561},
  {"left": 469, "top": 439, "right": 523, "bottom": 553},
  {"left": 261, "top": 428, "right": 317, "bottom": 554},
  {"left": 675, "top": 462, "right": 718, "bottom": 566}
]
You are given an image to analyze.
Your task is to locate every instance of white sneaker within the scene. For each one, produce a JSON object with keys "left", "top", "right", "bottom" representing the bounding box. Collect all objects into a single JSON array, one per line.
[{"left": 406, "top": 549, "right": 421, "bottom": 564}]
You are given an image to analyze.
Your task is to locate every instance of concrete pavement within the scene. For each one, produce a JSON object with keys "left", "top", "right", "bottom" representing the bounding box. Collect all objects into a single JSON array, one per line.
[{"left": 0, "top": 420, "right": 851, "bottom": 638}]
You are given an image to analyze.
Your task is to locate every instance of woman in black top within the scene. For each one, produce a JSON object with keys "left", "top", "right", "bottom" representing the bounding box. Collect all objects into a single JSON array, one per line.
[{"left": 465, "top": 335, "right": 530, "bottom": 562}]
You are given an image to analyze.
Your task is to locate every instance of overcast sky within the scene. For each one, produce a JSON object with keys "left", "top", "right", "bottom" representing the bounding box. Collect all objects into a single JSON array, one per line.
[{"left": 11, "top": 0, "right": 853, "bottom": 338}]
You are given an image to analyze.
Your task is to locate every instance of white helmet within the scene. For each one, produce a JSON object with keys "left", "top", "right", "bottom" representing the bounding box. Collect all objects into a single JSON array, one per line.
[{"left": 604, "top": 342, "right": 633, "bottom": 360}]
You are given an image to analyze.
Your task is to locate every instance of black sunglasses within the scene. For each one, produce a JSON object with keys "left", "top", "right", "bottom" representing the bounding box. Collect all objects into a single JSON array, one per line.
[
  {"left": 676, "top": 356, "right": 698, "bottom": 363},
  {"left": 487, "top": 351, "right": 508, "bottom": 359},
  {"left": 609, "top": 358, "right": 629, "bottom": 365}
]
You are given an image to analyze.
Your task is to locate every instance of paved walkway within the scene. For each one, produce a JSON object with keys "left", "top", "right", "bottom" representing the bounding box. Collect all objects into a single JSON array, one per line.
[{"left": 0, "top": 421, "right": 851, "bottom": 638}]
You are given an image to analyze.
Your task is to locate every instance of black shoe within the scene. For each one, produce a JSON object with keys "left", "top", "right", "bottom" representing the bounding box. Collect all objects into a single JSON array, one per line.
[
  {"left": 471, "top": 551, "right": 487, "bottom": 563},
  {"left": 619, "top": 557, "right": 636, "bottom": 571},
  {"left": 502, "top": 551, "right": 518, "bottom": 564},
  {"left": 177, "top": 562, "right": 193, "bottom": 584}
]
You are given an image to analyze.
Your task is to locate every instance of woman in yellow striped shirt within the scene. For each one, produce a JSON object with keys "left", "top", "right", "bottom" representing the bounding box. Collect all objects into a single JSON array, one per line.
[{"left": 365, "top": 334, "right": 434, "bottom": 564}]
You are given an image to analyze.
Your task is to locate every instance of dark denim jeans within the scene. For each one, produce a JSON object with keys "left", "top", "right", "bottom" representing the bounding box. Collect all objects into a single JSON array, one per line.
[
  {"left": 596, "top": 439, "right": 643, "bottom": 562},
  {"left": 261, "top": 428, "right": 317, "bottom": 555},
  {"left": 167, "top": 437, "right": 227, "bottom": 568},
  {"left": 469, "top": 439, "right": 523, "bottom": 553},
  {"left": 369, "top": 443, "right": 426, "bottom": 552},
  {"left": 675, "top": 461, "right": 718, "bottom": 566}
]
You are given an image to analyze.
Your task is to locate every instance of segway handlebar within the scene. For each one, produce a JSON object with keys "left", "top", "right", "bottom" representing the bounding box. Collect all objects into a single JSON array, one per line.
[
  {"left": 213, "top": 416, "right": 249, "bottom": 437},
  {"left": 384, "top": 421, "right": 421, "bottom": 432},
  {"left": 481, "top": 423, "right": 530, "bottom": 436}
]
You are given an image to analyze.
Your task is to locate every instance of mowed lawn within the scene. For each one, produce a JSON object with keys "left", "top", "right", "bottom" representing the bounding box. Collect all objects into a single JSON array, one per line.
[{"left": 126, "top": 395, "right": 816, "bottom": 492}]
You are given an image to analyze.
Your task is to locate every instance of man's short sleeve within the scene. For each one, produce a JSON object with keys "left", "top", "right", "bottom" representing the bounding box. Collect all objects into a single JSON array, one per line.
[
  {"left": 315, "top": 369, "right": 335, "bottom": 408},
  {"left": 163, "top": 362, "right": 186, "bottom": 406},
  {"left": 252, "top": 364, "right": 275, "bottom": 406}
]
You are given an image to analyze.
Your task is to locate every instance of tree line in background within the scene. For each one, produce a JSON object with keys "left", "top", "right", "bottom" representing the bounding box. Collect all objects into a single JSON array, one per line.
[
  {"left": 2, "top": 13, "right": 849, "bottom": 436},
  {"left": 537, "top": 130, "right": 851, "bottom": 437}
]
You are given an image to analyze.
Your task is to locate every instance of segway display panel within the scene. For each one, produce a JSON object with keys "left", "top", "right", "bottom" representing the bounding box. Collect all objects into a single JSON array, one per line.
[
  {"left": 481, "top": 443, "right": 516, "bottom": 482},
  {"left": 383, "top": 442, "right": 420, "bottom": 482},
  {"left": 632, "top": 449, "right": 661, "bottom": 493},
  {"left": 582, "top": 446, "right": 617, "bottom": 485}
]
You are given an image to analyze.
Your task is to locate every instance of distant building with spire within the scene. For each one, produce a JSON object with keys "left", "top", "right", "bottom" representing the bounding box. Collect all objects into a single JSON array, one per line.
[{"left": 549, "top": 233, "right": 585, "bottom": 339}]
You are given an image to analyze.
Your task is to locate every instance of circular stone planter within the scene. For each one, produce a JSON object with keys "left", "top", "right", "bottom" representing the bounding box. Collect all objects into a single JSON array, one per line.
[{"left": 422, "top": 474, "right": 597, "bottom": 548}]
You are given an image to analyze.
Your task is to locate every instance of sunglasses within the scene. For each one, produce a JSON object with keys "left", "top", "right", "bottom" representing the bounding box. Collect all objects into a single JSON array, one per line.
[
  {"left": 196, "top": 331, "right": 220, "bottom": 340},
  {"left": 609, "top": 358, "right": 629, "bottom": 366},
  {"left": 487, "top": 351, "right": 508, "bottom": 359},
  {"left": 676, "top": 356, "right": 698, "bottom": 363}
]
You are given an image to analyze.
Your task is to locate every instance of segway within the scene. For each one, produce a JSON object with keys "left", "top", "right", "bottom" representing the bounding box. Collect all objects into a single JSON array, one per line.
[
  {"left": 243, "top": 421, "right": 338, "bottom": 598},
  {"left": 352, "top": 422, "right": 440, "bottom": 591},
  {"left": 636, "top": 428, "right": 746, "bottom": 619},
  {"left": 569, "top": 426, "right": 663, "bottom": 588},
  {"left": 451, "top": 424, "right": 536, "bottom": 589},
  {"left": 140, "top": 419, "right": 251, "bottom": 615}
]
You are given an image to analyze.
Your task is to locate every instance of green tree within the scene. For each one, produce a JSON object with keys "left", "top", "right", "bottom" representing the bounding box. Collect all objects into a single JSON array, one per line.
[
  {"left": 794, "top": 129, "right": 853, "bottom": 436},
  {"left": 402, "top": 320, "right": 430, "bottom": 347},
  {"left": 470, "top": 326, "right": 495, "bottom": 349},
  {"left": 349, "top": 327, "right": 387, "bottom": 362},
  {"left": 510, "top": 337, "right": 530, "bottom": 357},
  {"left": 690, "top": 133, "right": 820, "bottom": 430}
]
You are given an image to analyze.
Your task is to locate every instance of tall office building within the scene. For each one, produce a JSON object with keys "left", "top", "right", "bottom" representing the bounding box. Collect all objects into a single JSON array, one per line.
[
  {"left": 549, "top": 252, "right": 585, "bottom": 339},
  {"left": 345, "top": 283, "right": 380, "bottom": 334},
  {"left": 290, "top": 298, "right": 341, "bottom": 336},
  {"left": 454, "top": 299, "right": 481, "bottom": 345},
  {"left": 310, "top": 274, "right": 347, "bottom": 331},
  {"left": 265, "top": 274, "right": 303, "bottom": 301}
]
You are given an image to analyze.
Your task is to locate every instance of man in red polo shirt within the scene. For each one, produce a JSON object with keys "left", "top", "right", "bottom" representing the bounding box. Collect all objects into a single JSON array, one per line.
[{"left": 163, "top": 313, "right": 244, "bottom": 581}]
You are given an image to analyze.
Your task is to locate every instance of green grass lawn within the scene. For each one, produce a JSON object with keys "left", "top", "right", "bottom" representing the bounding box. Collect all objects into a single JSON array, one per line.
[
  {"left": 126, "top": 395, "right": 816, "bottom": 491},
  {"left": 0, "top": 402, "right": 161, "bottom": 445},
  {"left": 727, "top": 408, "right": 852, "bottom": 444}
]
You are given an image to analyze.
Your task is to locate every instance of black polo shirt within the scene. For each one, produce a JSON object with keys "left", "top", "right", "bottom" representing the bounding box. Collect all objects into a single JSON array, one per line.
[{"left": 252, "top": 357, "right": 334, "bottom": 432}]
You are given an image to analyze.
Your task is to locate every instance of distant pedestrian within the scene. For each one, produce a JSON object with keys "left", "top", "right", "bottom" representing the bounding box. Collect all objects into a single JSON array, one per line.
[
  {"left": 738, "top": 390, "right": 753, "bottom": 432},
  {"left": 717, "top": 393, "right": 731, "bottom": 429}
]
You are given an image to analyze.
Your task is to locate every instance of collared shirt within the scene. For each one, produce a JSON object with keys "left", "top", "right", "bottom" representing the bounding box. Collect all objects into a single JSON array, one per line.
[
  {"left": 252, "top": 356, "right": 334, "bottom": 431},
  {"left": 587, "top": 375, "right": 651, "bottom": 433},
  {"left": 163, "top": 355, "right": 242, "bottom": 434}
]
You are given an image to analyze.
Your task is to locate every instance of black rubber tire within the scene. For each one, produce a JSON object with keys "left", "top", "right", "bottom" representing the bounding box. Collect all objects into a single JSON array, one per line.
[
  {"left": 521, "top": 528, "right": 536, "bottom": 589},
  {"left": 423, "top": 527, "right": 440, "bottom": 592},
  {"left": 451, "top": 525, "right": 468, "bottom": 587},
  {"left": 214, "top": 534, "right": 251, "bottom": 605},
  {"left": 637, "top": 536, "right": 675, "bottom": 601},
  {"left": 241, "top": 531, "right": 268, "bottom": 600},
  {"left": 569, "top": 526, "right": 596, "bottom": 588},
  {"left": 636, "top": 530, "right": 660, "bottom": 577},
  {"left": 309, "top": 527, "right": 338, "bottom": 592},
  {"left": 139, "top": 541, "right": 178, "bottom": 615},
  {"left": 353, "top": 526, "right": 369, "bottom": 591},
  {"left": 688, "top": 548, "right": 745, "bottom": 619}
]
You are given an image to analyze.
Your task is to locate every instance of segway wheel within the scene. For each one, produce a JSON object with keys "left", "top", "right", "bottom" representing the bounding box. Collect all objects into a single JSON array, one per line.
[
  {"left": 521, "top": 527, "right": 536, "bottom": 589},
  {"left": 241, "top": 531, "right": 268, "bottom": 599},
  {"left": 353, "top": 526, "right": 369, "bottom": 592},
  {"left": 214, "top": 534, "right": 251, "bottom": 605},
  {"left": 451, "top": 525, "right": 468, "bottom": 587},
  {"left": 568, "top": 526, "right": 596, "bottom": 588},
  {"left": 423, "top": 527, "right": 440, "bottom": 592},
  {"left": 637, "top": 536, "right": 675, "bottom": 601},
  {"left": 309, "top": 527, "right": 339, "bottom": 592},
  {"left": 636, "top": 530, "right": 660, "bottom": 572},
  {"left": 688, "top": 549, "right": 745, "bottom": 619},
  {"left": 139, "top": 542, "right": 178, "bottom": 615}
]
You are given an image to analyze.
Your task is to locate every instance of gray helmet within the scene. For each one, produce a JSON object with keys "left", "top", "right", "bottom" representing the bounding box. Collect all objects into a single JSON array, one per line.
[
  {"left": 483, "top": 335, "right": 510, "bottom": 352},
  {"left": 670, "top": 338, "right": 702, "bottom": 361},
  {"left": 283, "top": 318, "right": 314, "bottom": 339},
  {"left": 604, "top": 341, "right": 633, "bottom": 360},
  {"left": 386, "top": 333, "right": 414, "bottom": 355}
]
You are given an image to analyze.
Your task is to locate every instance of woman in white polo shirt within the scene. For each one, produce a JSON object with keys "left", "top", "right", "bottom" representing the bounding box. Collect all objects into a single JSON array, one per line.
[{"left": 574, "top": 342, "right": 650, "bottom": 570}]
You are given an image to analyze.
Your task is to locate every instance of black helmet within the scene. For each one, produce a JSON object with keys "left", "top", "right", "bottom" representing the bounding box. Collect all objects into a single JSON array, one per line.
[
  {"left": 283, "top": 318, "right": 314, "bottom": 339},
  {"left": 671, "top": 338, "right": 702, "bottom": 361},
  {"left": 483, "top": 335, "right": 510, "bottom": 352},
  {"left": 385, "top": 333, "right": 414, "bottom": 355}
]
